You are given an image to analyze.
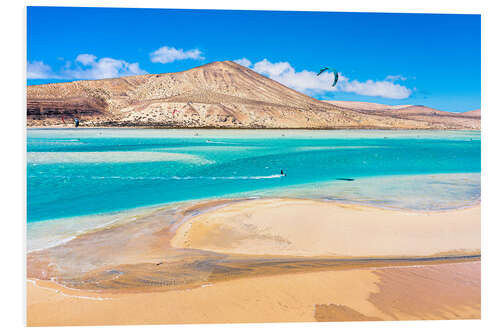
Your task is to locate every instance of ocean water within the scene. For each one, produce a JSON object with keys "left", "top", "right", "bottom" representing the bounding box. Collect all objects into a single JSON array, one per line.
[{"left": 27, "top": 129, "right": 481, "bottom": 226}]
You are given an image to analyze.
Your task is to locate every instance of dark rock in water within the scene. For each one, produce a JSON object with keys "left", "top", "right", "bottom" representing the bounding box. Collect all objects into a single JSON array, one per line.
[{"left": 336, "top": 178, "right": 355, "bottom": 181}]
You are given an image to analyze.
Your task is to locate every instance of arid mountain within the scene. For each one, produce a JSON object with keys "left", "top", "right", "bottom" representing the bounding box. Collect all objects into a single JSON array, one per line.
[
  {"left": 27, "top": 61, "right": 480, "bottom": 129},
  {"left": 324, "top": 101, "right": 481, "bottom": 130},
  {"left": 457, "top": 109, "right": 481, "bottom": 118}
]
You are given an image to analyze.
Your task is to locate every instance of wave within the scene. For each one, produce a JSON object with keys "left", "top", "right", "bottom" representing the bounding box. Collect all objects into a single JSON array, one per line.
[
  {"left": 205, "top": 140, "right": 236, "bottom": 144},
  {"left": 29, "top": 174, "right": 285, "bottom": 181}
]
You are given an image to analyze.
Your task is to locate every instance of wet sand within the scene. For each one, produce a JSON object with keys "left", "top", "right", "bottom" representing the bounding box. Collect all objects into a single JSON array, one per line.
[
  {"left": 27, "top": 198, "right": 481, "bottom": 325},
  {"left": 27, "top": 261, "right": 480, "bottom": 326}
]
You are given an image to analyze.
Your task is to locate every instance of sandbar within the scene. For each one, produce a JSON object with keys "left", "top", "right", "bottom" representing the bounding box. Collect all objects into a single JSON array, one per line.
[{"left": 171, "top": 198, "right": 480, "bottom": 257}]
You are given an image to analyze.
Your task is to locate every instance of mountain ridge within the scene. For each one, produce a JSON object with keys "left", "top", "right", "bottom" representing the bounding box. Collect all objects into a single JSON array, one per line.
[{"left": 27, "top": 61, "right": 480, "bottom": 130}]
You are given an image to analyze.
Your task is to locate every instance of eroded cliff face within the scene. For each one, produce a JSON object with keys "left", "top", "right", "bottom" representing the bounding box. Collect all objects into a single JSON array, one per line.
[
  {"left": 27, "top": 61, "right": 480, "bottom": 129},
  {"left": 27, "top": 97, "right": 104, "bottom": 119}
]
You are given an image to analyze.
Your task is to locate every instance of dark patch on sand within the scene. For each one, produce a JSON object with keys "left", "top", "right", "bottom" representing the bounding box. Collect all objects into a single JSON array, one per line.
[
  {"left": 368, "top": 261, "right": 481, "bottom": 320},
  {"left": 314, "top": 304, "right": 381, "bottom": 322}
]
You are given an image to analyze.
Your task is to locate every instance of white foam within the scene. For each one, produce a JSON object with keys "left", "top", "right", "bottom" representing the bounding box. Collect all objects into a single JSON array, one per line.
[
  {"left": 29, "top": 174, "right": 285, "bottom": 181},
  {"left": 27, "top": 279, "right": 112, "bottom": 300},
  {"left": 171, "top": 174, "right": 284, "bottom": 180},
  {"left": 205, "top": 139, "right": 238, "bottom": 144}
]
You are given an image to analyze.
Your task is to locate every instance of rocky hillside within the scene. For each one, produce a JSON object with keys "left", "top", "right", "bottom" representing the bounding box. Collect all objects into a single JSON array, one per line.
[
  {"left": 27, "top": 61, "right": 480, "bottom": 129},
  {"left": 324, "top": 101, "right": 481, "bottom": 130}
]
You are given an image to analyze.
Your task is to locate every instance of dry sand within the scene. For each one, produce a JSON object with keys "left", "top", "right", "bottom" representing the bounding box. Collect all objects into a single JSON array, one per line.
[{"left": 171, "top": 198, "right": 480, "bottom": 257}]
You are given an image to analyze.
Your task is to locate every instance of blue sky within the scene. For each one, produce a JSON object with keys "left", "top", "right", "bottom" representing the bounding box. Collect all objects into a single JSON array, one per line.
[{"left": 27, "top": 7, "right": 480, "bottom": 112}]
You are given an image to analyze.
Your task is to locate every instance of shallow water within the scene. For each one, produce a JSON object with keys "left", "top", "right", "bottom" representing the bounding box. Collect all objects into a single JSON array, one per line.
[
  {"left": 240, "top": 173, "right": 481, "bottom": 211},
  {"left": 27, "top": 129, "right": 480, "bottom": 224}
]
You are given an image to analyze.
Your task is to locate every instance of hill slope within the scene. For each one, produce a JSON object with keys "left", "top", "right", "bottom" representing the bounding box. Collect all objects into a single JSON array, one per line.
[
  {"left": 324, "top": 101, "right": 480, "bottom": 130},
  {"left": 27, "top": 61, "right": 479, "bottom": 129}
]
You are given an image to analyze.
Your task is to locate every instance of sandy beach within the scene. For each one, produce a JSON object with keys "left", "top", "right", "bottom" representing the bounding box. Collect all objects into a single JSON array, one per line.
[
  {"left": 27, "top": 198, "right": 481, "bottom": 326},
  {"left": 171, "top": 198, "right": 480, "bottom": 257},
  {"left": 27, "top": 261, "right": 480, "bottom": 326}
]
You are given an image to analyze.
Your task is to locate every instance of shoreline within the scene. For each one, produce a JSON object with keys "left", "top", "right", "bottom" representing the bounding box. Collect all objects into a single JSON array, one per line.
[
  {"left": 27, "top": 193, "right": 481, "bottom": 254},
  {"left": 27, "top": 126, "right": 480, "bottom": 131},
  {"left": 27, "top": 260, "right": 480, "bottom": 326},
  {"left": 27, "top": 197, "right": 481, "bottom": 325},
  {"left": 28, "top": 198, "right": 480, "bottom": 285}
]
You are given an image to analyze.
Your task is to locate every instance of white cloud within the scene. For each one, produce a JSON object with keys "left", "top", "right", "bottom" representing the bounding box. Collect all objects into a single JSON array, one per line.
[
  {"left": 253, "top": 59, "right": 294, "bottom": 77},
  {"left": 342, "top": 80, "right": 412, "bottom": 99},
  {"left": 27, "top": 61, "right": 57, "bottom": 79},
  {"left": 234, "top": 58, "right": 252, "bottom": 67},
  {"left": 27, "top": 54, "right": 148, "bottom": 80},
  {"left": 385, "top": 74, "right": 407, "bottom": 82},
  {"left": 63, "top": 56, "right": 147, "bottom": 79},
  {"left": 75, "top": 54, "right": 97, "bottom": 66},
  {"left": 245, "top": 58, "right": 412, "bottom": 99},
  {"left": 150, "top": 46, "right": 204, "bottom": 64}
]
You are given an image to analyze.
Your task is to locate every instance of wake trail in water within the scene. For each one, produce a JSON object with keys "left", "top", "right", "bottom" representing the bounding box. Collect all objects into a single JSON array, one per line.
[
  {"left": 29, "top": 174, "right": 286, "bottom": 181},
  {"left": 205, "top": 140, "right": 236, "bottom": 144}
]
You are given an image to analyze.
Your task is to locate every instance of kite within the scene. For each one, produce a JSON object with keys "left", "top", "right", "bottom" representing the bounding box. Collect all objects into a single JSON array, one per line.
[{"left": 317, "top": 67, "right": 339, "bottom": 87}]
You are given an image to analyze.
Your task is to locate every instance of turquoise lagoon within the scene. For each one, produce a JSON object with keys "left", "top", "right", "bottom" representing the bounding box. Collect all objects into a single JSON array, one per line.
[{"left": 27, "top": 129, "right": 480, "bottom": 249}]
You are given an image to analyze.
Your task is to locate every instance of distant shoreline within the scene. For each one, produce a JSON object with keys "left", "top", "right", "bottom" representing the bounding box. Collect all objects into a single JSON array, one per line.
[{"left": 26, "top": 126, "right": 482, "bottom": 131}]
